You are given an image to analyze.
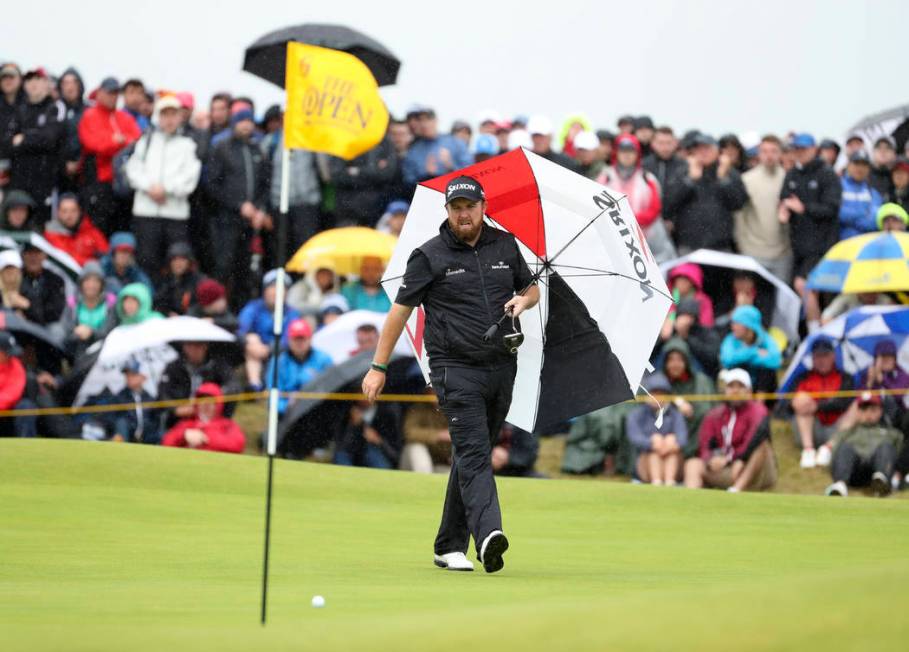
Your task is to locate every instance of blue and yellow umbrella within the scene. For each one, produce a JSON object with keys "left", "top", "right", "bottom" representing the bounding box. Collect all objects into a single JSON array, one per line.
[{"left": 807, "top": 232, "right": 909, "bottom": 293}]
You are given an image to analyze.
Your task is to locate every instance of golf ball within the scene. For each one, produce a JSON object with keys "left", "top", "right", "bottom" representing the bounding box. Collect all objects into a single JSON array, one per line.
[{"left": 311, "top": 595, "right": 325, "bottom": 608}]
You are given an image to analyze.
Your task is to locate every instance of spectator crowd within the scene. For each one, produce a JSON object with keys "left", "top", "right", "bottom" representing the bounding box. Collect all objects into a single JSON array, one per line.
[{"left": 1, "top": 60, "right": 908, "bottom": 497}]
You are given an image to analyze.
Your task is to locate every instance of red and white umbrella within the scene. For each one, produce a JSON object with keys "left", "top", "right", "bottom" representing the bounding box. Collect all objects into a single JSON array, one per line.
[{"left": 381, "top": 148, "right": 672, "bottom": 433}]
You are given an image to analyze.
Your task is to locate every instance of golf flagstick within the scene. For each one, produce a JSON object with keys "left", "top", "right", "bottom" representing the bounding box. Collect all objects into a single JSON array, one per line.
[{"left": 261, "top": 144, "right": 291, "bottom": 626}]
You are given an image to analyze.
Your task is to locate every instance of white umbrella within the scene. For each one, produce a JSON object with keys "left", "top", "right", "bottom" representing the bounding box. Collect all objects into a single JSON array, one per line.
[
  {"left": 311, "top": 309, "right": 412, "bottom": 364},
  {"left": 659, "top": 248, "right": 802, "bottom": 341},
  {"left": 98, "top": 315, "right": 236, "bottom": 364}
]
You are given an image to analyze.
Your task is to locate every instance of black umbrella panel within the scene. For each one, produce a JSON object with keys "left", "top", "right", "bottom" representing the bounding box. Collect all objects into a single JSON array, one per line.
[{"left": 243, "top": 23, "right": 400, "bottom": 88}]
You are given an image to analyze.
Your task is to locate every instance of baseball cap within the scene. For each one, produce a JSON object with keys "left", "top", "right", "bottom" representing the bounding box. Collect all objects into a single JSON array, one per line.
[
  {"left": 615, "top": 134, "right": 639, "bottom": 151},
  {"left": 873, "top": 339, "right": 898, "bottom": 357},
  {"left": 263, "top": 268, "right": 281, "bottom": 288},
  {"left": 156, "top": 95, "right": 182, "bottom": 113},
  {"left": 874, "top": 136, "right": 896, "bottom": 149},
  {"left": 791, "top": 133, "right": 816, "bottom": 149},
  {"left": 109, "top": 232, "right": 137, "bottom": 252},
  {"left": 23, "top": 67, "right": 48, "bottom": 81},
  {"left": 288, "top": 318, "right": 313, "bottom": 339},
  {"left": 386, "top": 200, "right": 410, "bottom": 215},
  {"left": 573, "top": 131, "right": 600, "bottom": 151},
  {"left": 526, "top": 115, "right": 553, "bottom": 136},
  {"left": 616, "top": 114, "right": 635, "bottom": 127},
  {"left": 0, "top": 63, "right": 21, "bottom": 78},
  {"left": 811, "top": 338, "right": 835, "bottom": 354},
  {"left": 642, "top": 371, "right": 671, "bottom": 394},
  {"left": 176, "top": 91, "right": 195, "bottom": 110},
  {"left": 450, "top": 119, "right": 471, "bottom": 133},
  {"left": 0, "top": 331, "right": 20, "bottom": 354},
  {"left": 230, "top": 108, "right": 255, "bottom": 126},
  {"left": 845, "top": 132, "right": 865, "bottom": 145},
  {"left": 445, "top": 175, "right": 485, "bottom": 204},
  {"left": 721, "top": 368, "right": 752, "bottom": 390},
  {"left": 405, "top": 104, "right": 434, "bottom": 119},
  {"left": 819, "top": 138, "right": 840, "bottom": 150},
  {"left": 121, "top": 357, "right": 144, "bottom": 374},
  {"left": 0, "top": 249, "right": 22, "bottom": 270},
  {"left": 98, "top": 77, "right": 121, "bottom": 93},
  {"left": 848, "top": 149, "right": 871, "bottom": 164},
  {"left": 595, "top": 129, "right": 616, "bottom": 143},
  {"left": 857, "top": 391, "right": 882, "bottom": 407},
  {"left": 893, "top": 156, "right": 909, "bottom": 173},
  {"left": 473, "top": 133, "right": 499, "bottom": 156},
  {"left": 693, "top": 133, "right": 718, "bottom": 148},
  {"left": 634, "top": 115, "right": 654, "bottom": 130},
  {"left": 320, "top": 293, "right": 349, "bottom": 315}
]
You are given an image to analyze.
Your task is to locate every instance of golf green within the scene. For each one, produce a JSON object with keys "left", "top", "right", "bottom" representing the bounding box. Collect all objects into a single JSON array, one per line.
[{"left": 2, "top": 439, "right": 907, "bottom": 651}]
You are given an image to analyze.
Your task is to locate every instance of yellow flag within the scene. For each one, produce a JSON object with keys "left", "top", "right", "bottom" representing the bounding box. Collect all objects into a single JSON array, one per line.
[{"left": 284, "top": 42, "right": 389, "bottom": 159}]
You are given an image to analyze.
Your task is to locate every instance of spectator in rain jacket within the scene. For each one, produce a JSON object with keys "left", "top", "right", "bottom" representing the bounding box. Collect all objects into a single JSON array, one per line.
[
  {"left": 596, "top": 133, "right": 662, "bottom": 230},
  {"left": 57, "top": 67, "right": 86, "bottom": 191},
  {"left": 664, "top": 133, "right": 747, "bottom": 252},
  {"left": 153, "top": 242, "right": 203, "bottom": 316},
  {"left": 158, "top": 341, "right": 240, "bottom": 427},
  {"left": 838, "top": 150, "right": 882, "bottom": 239},
  {"left": 3, "top": 68, "right": 65, "bottom": 227},
  {"left": 661, "top": 337, "right": 716, "bottom": 457},
  {"left": 0, "top": 331, "right": 37, "bottom": 438},
  {"left": 719, "top": 305, "right": 781, "bottom": 393},
  {"left": 43, "top": 193, "right": 108, "bottom": 265},
  {"left": 100, "top": 232, "right": 152, "bottom": 294},
  {"left": 114, "top": 282, "right": 163, "bottom": 326},
  {"left": 162, "top": 383, "right": 246, "bottom": 454},
  {"left": 267, "top": 318, "right": 333, "bottom": 416},
  {"left": 885, "top": 157, "right": 909, "bottom": 213},
  {"left": 666, "top": 263, "right": 714, "bottom": 327},
  {"left": 626, "top": 373, "right": 688, "bottom": 485},
  {"left": 329, "top": 135, "right": 398, "bottom": 228},
  {"left": 402, "top": 106, "right": 472, "bottom": 187},
  {"left": 125, "top": 95, "right": 201, "bottom": 278},
  {"left": 643, "top": 126, "right": 686, "bottom": 194},
  {"left": 0, "top": 63, "right": 25, "bottom": 184},
  {"left": 877, "top": 202, "right": 908, "bottom": 232},
  {"left": 19, "top": 243, "right": 65, "bottom": 326},
  {"left": 61, "top": 261, "right": 116, "bottom": 358},
  {"left": 0, "top": 189, "right": 37, "bottom": 233}
]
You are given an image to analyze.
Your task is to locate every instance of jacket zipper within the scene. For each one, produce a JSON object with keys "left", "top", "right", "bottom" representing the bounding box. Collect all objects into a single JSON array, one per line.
[
  {"left": 474, "top": 249, "right": 493, "bottom": 321},
  {"left": 157, "top": 135, "right": 166, "bottom": 217}
]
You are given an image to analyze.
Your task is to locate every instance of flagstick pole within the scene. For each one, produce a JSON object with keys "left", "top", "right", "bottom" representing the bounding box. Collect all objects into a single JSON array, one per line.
[{"left": 261, "top": 143, "right": 291, "bottom": 626}]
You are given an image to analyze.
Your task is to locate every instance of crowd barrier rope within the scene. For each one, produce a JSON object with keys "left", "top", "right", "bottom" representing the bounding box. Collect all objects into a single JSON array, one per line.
[{"left": 1, "top": 387, "right": 907, "bottom": 418}]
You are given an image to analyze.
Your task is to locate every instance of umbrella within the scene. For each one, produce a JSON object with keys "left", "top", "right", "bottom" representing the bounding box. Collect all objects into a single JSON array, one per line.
[
  {"left": 381, "top": 147, "right": 673, "bottom": 434},
  {"left": 73, "top": 317, "right": 237, "bottom": 405},
  {"left": 659, "top": 248, "right": 802, "bottom": 341},
  {"left": 0, "top": 309, "right": 67, "bottom": 356},
  {"left": 311, "top": 309, "right": 413, "bottom": 364},
  {"left": 780, "top": 305, "right": 909, "bottom": 392},
  {"left": 846, "top": 103, "right": 909, "bottom": 149},
  {"left": 0, "top": 232, "right": 82, "bottom": 293},
  {"left": 806, "top": 231, "right": 909, "bottom": 293},
  {"left": 277, "top": 350, "right": 420, "bottom": 458},
  {"left": 243, "top": 23, "right": 400, "bottom": 88},
  {"left": 286, "top": 227, "right": 397, "bottom": 276}
]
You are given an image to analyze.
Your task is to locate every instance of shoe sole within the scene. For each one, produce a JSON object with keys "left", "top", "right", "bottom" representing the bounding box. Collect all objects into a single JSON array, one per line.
[
  {"left": 870, "top": 476, "right": 891, "bottom": 497},
  {"left": 481, "top": 533, "right": 509, "bottom": 574}
]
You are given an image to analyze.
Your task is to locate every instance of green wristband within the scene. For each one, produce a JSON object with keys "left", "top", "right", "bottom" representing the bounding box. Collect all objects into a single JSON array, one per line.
[{"left": 371, "top": 362, "right": 388, "bottom": 373}]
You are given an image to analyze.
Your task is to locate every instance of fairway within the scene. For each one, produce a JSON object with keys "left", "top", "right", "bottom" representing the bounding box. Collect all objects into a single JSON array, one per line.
[{"left": 2, "top": 440, "right": 908, "bottom": 651}]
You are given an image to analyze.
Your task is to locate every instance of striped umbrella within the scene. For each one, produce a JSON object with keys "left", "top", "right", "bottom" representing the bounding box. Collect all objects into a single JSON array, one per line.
[{"left": 806, "top": 231, "right": 909, "bottom": 293}]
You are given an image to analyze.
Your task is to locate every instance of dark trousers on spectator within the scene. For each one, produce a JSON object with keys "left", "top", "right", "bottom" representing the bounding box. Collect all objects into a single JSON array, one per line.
[
  {"left": 132, "top": 216, "right": 190, "bottom": 282},
  {"left": 431, "top": 363, "right": 515, "bottom": 557},
  {"left": 209, "top": 210, "right": 253, "bottom": 310},
  {"left": 831, "top": 442, "right": 896, "bottom": 485},
  {"left": 0, "top": 399, "right": 37, "bottom": 438},
  {"left": 80, "top": 182, "right": 128, "bottom": 236}
]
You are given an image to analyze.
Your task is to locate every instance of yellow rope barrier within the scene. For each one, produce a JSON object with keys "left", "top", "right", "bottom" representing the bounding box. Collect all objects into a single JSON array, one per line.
[{"left": 0, "top": 386, "right": 905, "bottom": 418}]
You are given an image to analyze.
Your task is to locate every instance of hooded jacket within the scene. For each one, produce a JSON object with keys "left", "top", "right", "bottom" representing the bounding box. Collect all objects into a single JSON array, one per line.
[
  {"left": 626, "top": 401, "right": 687, "bottom": 455},
  {"left": 78, "top": 103, "right": 141, "bottom": 184},
  {"left": 0, "top": 190, "right": 37, "bottom": 232},
  {"left": 719, "top": 305, "right": 781, "bottom": 372},
  {"left": 667, "top": 263, "right": 715, "bottom": 327},
  {"left": 329, "top": 135, "right": 397, "bottom": 227},
  {"left": 779, "top": 157, "right": 842, "bottom": 257},
  {"left": 115, "top": 282, "right": 163, "bottom": 325},
  {"left": 4, "top": 94, "right": 66, "bottom": 205},
  {"left": 266, "top": 345, "right": 334, "bottom": 414},
  {"left": 838, "top": 173, "right": 882, "bottom": 239},
  {"left": 161, "top": 383, "right": 245, "bottom": 453},
  {"left": 57, "top": 67, "right": 86, "bottom": 164},
  {"left": 61, "top": 262, "right": 117, "bottom": 356},
  {"left": 101, "top": 251, "right": 152, "bottom": 295},
  {"left": 43, "top": 211, "right": 108, "bottom": 265},
  {"left": 596, "top": 135, "right": 662, "bottom": 228},
  {"left": 664, "top": 161, "right": 748, "bottom": 251},
  {"left": 126, "top": 129, "right": 201, "bottom": 220},
  {"left": 20, "top": 260, "right": 65, "bottom": 325},
  {"left": 0, "top": 353, "right": 27, "bottom": 410},
  {"left": 661, "top": 337, "right": 716, "bottom": 456}
]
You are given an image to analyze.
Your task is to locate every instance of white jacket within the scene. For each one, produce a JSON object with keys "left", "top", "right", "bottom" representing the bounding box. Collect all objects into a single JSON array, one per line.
[{"left": 126, "top": 131, "right": 201, "bottom": 220}]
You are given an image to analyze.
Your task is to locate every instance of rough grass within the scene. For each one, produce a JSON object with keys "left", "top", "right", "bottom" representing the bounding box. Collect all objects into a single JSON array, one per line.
[{"left": 1, "top": 439, "right": 908, "bottom": 651}]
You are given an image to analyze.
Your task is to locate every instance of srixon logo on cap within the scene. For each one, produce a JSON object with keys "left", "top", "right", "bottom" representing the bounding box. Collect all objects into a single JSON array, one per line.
[{"left": 447, "top": 182, "right": 482, "bottom": 198}]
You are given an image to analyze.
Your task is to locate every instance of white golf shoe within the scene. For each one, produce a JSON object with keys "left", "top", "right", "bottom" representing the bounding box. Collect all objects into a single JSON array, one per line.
[
  {"left": 825, "top": 481, "right": 848, "bottom": 497},
  {"left": 800, "top": 448, "right": 817, "bottom": 469},
  {"left": 434, "top": 552, "right": 474, "bottom": 571},
  {"left": 815, "top": 445, "right": 832, "bottom": 467},
  {"left": 479, "top": 530, "right": 509, "bottom": 574}
]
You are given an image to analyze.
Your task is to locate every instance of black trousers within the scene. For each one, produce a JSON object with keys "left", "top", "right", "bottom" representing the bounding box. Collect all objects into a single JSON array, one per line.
[
  {"left": 431, "top": 363, "right": 516, "bottom": 556},
  {"left": 132, "top": 216, "right": 190, "bottom": 282},
  {"left": 831, "top": 442, "right": 896, "bottom": 485},
  {"left": 209, "top": 210, "right": 253, "bottom": 310}
]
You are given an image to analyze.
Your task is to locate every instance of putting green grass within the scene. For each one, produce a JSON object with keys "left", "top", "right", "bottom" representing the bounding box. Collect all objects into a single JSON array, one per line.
[{"left": 2, "top": 440, "right": 908, "bottom": 651}]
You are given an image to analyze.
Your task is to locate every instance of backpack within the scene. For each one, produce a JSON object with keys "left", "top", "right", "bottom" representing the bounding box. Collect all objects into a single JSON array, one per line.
[{"left": 112, "top": 127, "right": 154, "bottom": 199}]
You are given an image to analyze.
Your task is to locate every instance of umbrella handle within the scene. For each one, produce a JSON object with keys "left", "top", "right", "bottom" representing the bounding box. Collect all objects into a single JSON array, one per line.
[{"left": 482, "top": 306, "right": 514, "bottom": 342}]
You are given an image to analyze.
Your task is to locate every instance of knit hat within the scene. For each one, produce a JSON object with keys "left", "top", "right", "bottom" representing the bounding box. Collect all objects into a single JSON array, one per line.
[
  {"left": 79, "top": 260, "right": 105, "bottom": 286},
  {"left": 109, "top": 232, "right": 137, "bottom": 252},
  {"left": 231, "top": 108, "right": 255, "bottom": 126},
  {"left": 873, "top": 339, "right": 898, "bottom": 357},
  {"left": 195, "top": 279, "right": 226, "bottom": 307},
  {"left": 166, "top": 241, "right": 194, "bottom": 261},
  {"left": 876, "top": 202, "right": 909, "bottom": 230}
]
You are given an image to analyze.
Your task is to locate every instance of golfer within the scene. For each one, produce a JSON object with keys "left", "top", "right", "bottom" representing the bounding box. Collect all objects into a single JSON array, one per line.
[{"left": 362, "top": 175, "right": 539, "bottom": 573}]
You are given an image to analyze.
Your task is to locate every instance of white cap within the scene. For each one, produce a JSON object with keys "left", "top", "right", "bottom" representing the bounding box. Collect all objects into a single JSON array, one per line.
[
  {"left": 507, "top": 129, "right": 533, "bottom": 151},
  {"left": 156, "top": 95, "right": 182, "bottom": 113},
  {"left": 720, "top": 368, "right": 752, "bottom": 390},
  {"left": 0, "top": 249, "right": 22, "bottom": 270},
  {"left": 573, "top": 131, "right": 600, "bottom": 151},
  {"left": 526, "top": 115, "right": 553, "bottom": 136}
]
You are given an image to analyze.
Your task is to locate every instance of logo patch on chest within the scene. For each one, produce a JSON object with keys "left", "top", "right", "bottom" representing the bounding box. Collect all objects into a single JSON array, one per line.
[
  {"left": 445, "top": 267, "right": 466, "bottom": 276},
  {"left": 490, "top": 260, "right": 509, "bottom": 270}
]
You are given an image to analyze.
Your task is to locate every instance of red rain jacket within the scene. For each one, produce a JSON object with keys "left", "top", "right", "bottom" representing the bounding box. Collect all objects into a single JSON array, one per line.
[
  {"left": 0, "top": 355, "right": 27, "bottom": 410},
  {"left": 162, "top": 383, "right": 245, "bottom": 453},
  {"left": 44, "top": 215, "right": 109, "bottom": 265},
  {"left": 78, "top": 104, "right": 141, "bottom": 183}
]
